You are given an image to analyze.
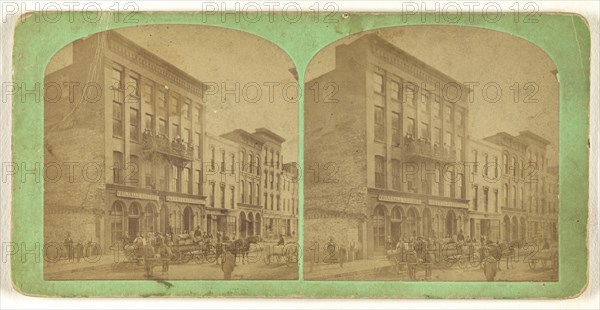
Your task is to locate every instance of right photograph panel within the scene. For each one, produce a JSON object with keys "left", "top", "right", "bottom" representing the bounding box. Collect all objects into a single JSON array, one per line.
[{"left": 303, "top": 27, "right": 559, "bottom": 282}]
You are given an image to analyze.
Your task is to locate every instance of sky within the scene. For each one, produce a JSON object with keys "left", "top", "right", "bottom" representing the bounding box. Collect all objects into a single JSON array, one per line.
[{"left": 306, "top": 26, "right": 559, "bottom": 165}]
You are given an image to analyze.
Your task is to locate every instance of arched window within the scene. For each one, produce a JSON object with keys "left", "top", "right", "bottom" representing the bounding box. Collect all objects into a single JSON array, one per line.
[
  {"left": 503, "top": 184, "right": 509, "bottom": 208},
  {"left": 512, "top": 156, "right": 517, "bottom": 177},
  {"left": 373, "top": 205, "right": 387, "bottom": 252},
  {"left": 255, "top": 155, "right": 260, "bottom": 174},
  {"left": 249, "top": 181, "right": 254, "bottom": 204},
  {"left": 145, "top": 203, "right": 155, "bottom": 233},
  {"left": 255, "top": 184, "right": 260, "bottom": 204},
  {"left": 240, "top": 150, "right": 246, "bottom": 172},
  {"left": 240, "top": 180, "right": 245, "bottom": 203},
  {"left": 110, "top": 201, "right": 125, "bottom": 244},
  {"left": 248, "top": 152, "right": 253, "bottom": 173},
  {"left": 503, "top": 153, "right": 509, "bottom": 174}
]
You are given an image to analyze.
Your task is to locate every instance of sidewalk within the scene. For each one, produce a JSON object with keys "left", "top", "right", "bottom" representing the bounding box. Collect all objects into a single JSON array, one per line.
[
  {"left": 44, "top": 253, "right": 126, "bottom": 276},
  {"left": 304, "top": 257, "right": 392, "bottom": 280}
]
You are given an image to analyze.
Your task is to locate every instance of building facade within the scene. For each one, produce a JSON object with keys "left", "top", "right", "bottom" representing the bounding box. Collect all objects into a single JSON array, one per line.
[
  {"left": 305, "top": 34, "right": 559, "bottom": 259},
  {"left": 44, "top": 31, "right": 298, "bottom": 254},
  {"left": 305, "top": 34, "right": 471, "bottom": 258},
  {"left": 466, "top": 138, "right": 503, "bottom": 242}
]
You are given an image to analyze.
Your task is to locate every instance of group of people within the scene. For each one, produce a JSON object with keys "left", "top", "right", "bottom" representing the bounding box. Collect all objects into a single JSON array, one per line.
[{"left": 122, "top": 231, "right": 173, "bottom": 277}]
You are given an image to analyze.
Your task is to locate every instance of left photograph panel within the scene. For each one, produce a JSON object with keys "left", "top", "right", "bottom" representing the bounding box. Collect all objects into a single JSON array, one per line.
[{"left": 43, "top": 25, "right": 300, "bottom": 280}]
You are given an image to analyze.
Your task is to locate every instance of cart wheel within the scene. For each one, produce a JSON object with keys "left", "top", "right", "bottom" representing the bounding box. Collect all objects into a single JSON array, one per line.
[{"left": 528, "top": 260, "right": 537, "bottom": 270}]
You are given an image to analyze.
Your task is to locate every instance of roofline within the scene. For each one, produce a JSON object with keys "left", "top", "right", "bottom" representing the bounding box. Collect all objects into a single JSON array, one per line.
[{"left": 253, "top": 128, "right": 286, "bottom": 143}]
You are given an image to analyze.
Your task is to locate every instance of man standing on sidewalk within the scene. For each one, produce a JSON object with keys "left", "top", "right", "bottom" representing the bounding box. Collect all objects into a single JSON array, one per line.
[{"left": 221, "top": 248, "right": 236, "bottom": 280}]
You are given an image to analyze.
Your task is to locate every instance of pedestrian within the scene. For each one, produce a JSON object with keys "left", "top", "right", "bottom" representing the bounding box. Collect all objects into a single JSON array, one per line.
[
  {"left": 277, "top": 234, "right": 285, "bottom": 246},
  {"left": 338, "top": 243, "right": 347, "bottom": 268},
  {"left": 64, "top": 232, "right": 74, "bottom": 261},
  {"left": 221, "top": 249, "right": 235, "bottom": 280},
  {"left": 143, "top": 243, "right": 156, "bottom": 277},
  {"left": 160, "top": 242, "right": 170, "bottom": 275}
]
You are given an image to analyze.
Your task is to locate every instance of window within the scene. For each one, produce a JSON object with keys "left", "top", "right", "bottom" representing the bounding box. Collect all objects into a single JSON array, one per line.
[
  {"left": 504, "top": 184, "right": 509, "bottom": 208},
  {"left": 111, "top": 68, "right": 123, "bottom": 90},
  {"left": 129, "top": 108, "right": 139, "bottom": 142},
  {"left": 512, "top": 156, "right": 518, "bottom": 177},
  {"left": 170, "top": 96, "right": 179, "bottom": 116},
  {"left": 277, "top": 175, "right": 281, "bottom": 191},
  {"left": 231, "top": 155, "right": 236, "bottom": 172},
  {"left": 158, "top": 119, "right": 167, "bottom": 136},
  {"left": 144, "top": 160, "right": 153, "bottom": 189},
  {"left": 144, "top": 205, "right": 155, "bottom": 232},
  {"left": 473, "top": 185, "right": 478, "bottom": 211},
  {"left": 249, "top": 182, "right": 254, "bottom": 204},
  {"left": 159, "top": 164, "right": 168, "bottom": 191},
  {"left": 445, "top": 131, "right": 452, "bottom": 147},
  {"left": 230, "top": 186, "right": 235, "bottom": 209},
  {"left": 171, "top": 165, "right": 180, "bottom": 192},
  {"left": 494, "top": 190, "right": 499, "bottom": 212},
  {"left": 512, "top": 185, "right": 517, "bottom": 209},
  {"left": 433, "top": 128, "right": 441, "bottom": 146},
  {"left": 157, "top": 90, "right": 166, "bottom": 109},
  {"left": 183, "top": 128, "right": 191, "bottom": 144},
  {"left": 404, "top": 84, "right": 416, "bottom": 105},
  {"left": 143, "top": 83, "right": 153, "bottom": 106},
  {"left": 420, "top": 122, "right": 429, "bottom": 140},
  {"left": 195, "top": 170, "right": 202, "bottom": 195},
  {"left": 209, "top": 182, "right": 215, "bottom": 207},
  {"left": 112, "top": 102, "right": 123, "bottom": 137},
  {"left": 392, "top": 160, "right": 401, "bottom": 191},
  {"left": 264, "top": 170, "right": 268, "bottom": 187},
  {"left": 373, "top": 72, "right": 384, "bottom": 93},
  {"left": 129, "top": 155, "right": 139, "bottom": 186},
  {"left": 194, "top": 107, "right": 201, "bottom": 123},
  {"left": 484, "top": 188, "right": 489, "bottom": 211},
  {"left": 503, "top": 153, "right": 509, "bottom": 174},
  {"left": 421, "top": 94, "right": 429, "bottom": 112},
  {"left": 221, "top": 151, "right": 226, "bottom": 173},
  {"left": 392, "top": 112, "right": 401, "bottom": 146},
  {"left": 270, "top": 195, "right": 274, "bottom": 210},
  {"left": 113, "top": 151, "right": 123, "bottom": 184},
  {"left": 374, "top": 106, "right": 385, "bottom": 142},
  {"left": 220, "top": 183, "right": 226, "bottom": 208},
  {"left": 270, "top": 172, "right": 274, "bottom": 189},
  {"left": 255, "top": 184, "right": 260, "bottom": 205},
  {"left": 433, "top": 97, "right": 441, "bottom": 118},
  {"left": 182, "top": 100, "right": 190, "bottom": 118},
  {"left": 211, "top": 147, "right": 216, "bottom": 170},
  {"left": 277, "top": 195, "right": 281, "bottom": 211},
  {"left": 195, "top": 133, "right": 201, "bottom": 158},
  {"left": 171, "top": 123, "right": 180, "bottom": 139},
  {"left": 240, "top": 180, "right": 245, "bottom": 203},
  {"left": 390, "top": 80, "right": 400, "bottom": 100},
  {"left": 375, "top": 156, "right": 385, "bottom": 188},
  {"left": 182, "top": 167, "right": 190, "bottom": 194},
  {"left": 264, "top": 193, "right": 268, "bottom": 209},
  {"left": 144, "top": 113, "right": 154, "bottom": 132},
  {"left": 406, "top": 117, "right": 415, "bottom": 135},
  {"left": 126, "top": 74, "right": 139, "bottom": 98}
]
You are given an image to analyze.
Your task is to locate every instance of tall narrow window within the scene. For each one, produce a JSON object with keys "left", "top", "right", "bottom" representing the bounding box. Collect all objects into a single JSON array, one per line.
[
  {"left": 390, "top": 80, "right": 400, "bottom": 100},
  {"left": 182, "top": 167, "right": 190, "bottom": 194},
  {"left": 404, "top": 84, "right": 416, "bottom": 105},
  {"left": 392, "top": 112, "right": 401, "bottom": 146},
  {"left": 373, "top": 72, "right": 384, "bottom": 93},
  {"left": 129, "top": 155, "right": 139, "bottom": 186},
  {"left": 129, "top": 108, "right": 139, "bottom": 142},
  {"left": 112, "top": 151, "right": 123, "bottom": 184},
  {"left": 473, "top": 185, "right": 478, "bottom": 211},
  {"left": 144, "top": 113, "right": 154, "bottom": 133},
  {"left": 375, "top": 156, "right": 385, "bottom": 188},
  {"left": 113, "top": 102, "right": 123, "bottom": 138},
  {"left": 195, "top": 169, "right": 202, "bottom": 195},
  {"left": 220, "top": 184, "right": 226, "bottom": 208}
]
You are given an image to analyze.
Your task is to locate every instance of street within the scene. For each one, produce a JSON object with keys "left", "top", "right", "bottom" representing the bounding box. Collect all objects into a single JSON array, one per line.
[
  {"left": 45, "top": 257, "right": 298, "bottom": 280},
  {"left": 305, "top": 258, "right": 558, "bottom": 282}
]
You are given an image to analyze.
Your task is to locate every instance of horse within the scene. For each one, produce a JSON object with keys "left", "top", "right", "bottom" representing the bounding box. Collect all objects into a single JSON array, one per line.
[{"left": 228, "top": 237, "right": 259, "bottom": 264}]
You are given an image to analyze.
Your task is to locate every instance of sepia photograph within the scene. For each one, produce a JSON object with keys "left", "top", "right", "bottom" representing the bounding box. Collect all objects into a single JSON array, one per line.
[
  {"left": 43, "top": 25, "right": 299, "bottom": 280},
  {"left": 303, "top": 26, "right": 559, "bottom": 282}
]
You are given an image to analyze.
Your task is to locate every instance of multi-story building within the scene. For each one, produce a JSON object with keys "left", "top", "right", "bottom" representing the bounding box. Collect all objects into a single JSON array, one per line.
[
  {"left": 204, "top": 133, "right": 238, "bottom": 238},
  {"left": 44, "top": 31, "right": 298, "bottom": 253},
  {"left": 305, "top": 34, "right": 471, "bottom": 258},
  {"left": 220, "top": 129, "right": 265, "bottom": 239},
  {"left": 44, "top": 31, "right": 207, "bottom": 251},
  {"left": 483, "top": 130, "right": 558, "bottom": 243}
]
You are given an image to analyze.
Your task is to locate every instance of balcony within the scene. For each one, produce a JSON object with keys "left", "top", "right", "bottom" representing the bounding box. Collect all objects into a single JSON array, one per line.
[
  {"left": 402, "top": 137, "right": 457, "bottom": 163},
  {"left": 142, "top": 130, "right": 194, "bottom": 162}
]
